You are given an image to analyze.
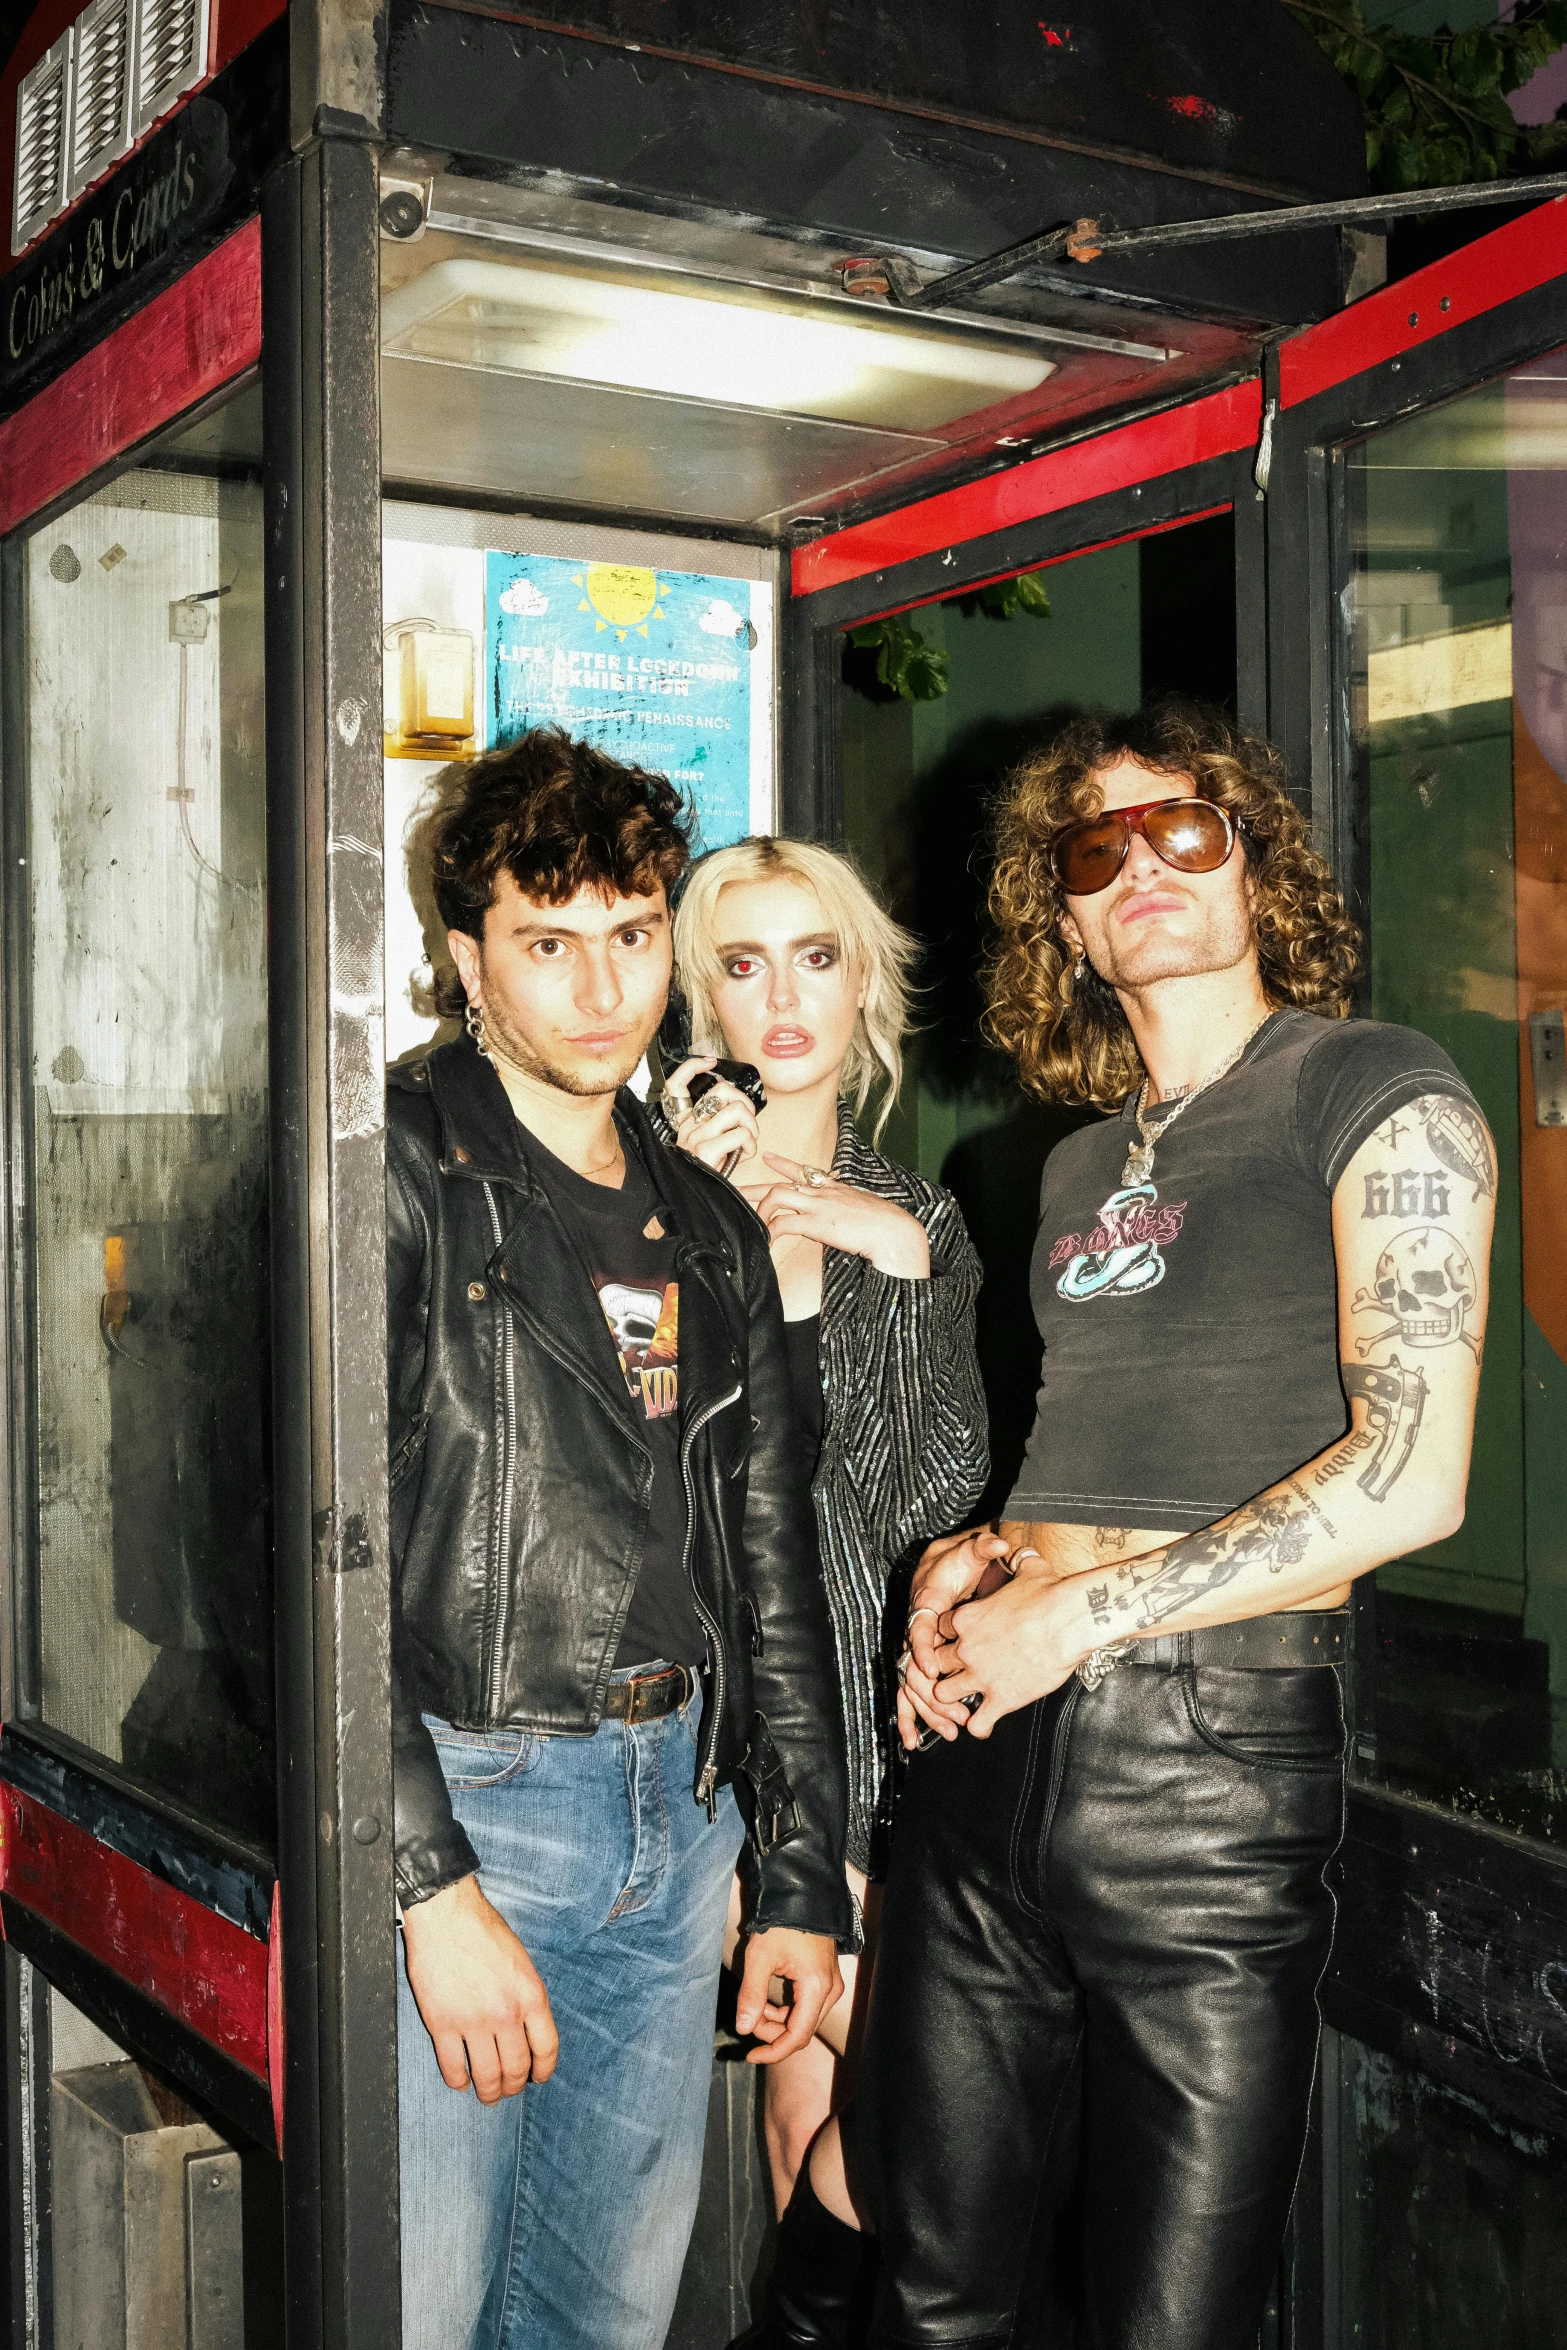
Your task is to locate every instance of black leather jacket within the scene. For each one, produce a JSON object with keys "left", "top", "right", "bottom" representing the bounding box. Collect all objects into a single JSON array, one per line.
[{"left": 386, "top": 1035, "right": 851, "bottom": 1943}]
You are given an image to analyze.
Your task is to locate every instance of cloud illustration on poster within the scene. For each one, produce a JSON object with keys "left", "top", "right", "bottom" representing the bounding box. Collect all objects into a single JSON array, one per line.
[
  {"left": 698, "top": 598, "right": 746, "bottom": 637},
  {"left": 498, "top": 578, "right": 550, "bottom": 617}
]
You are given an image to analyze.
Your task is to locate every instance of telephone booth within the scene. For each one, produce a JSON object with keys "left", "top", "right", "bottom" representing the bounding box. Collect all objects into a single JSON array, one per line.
[{"left": 0, "top": 3, "right": 1564, "bottom": 2343}]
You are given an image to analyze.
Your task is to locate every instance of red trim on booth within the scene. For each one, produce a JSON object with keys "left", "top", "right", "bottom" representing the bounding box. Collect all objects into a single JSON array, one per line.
[
  {"left": 0, "top": 1783, "right": 269, "bottom": 2084},
  {"left": 842, "top": 502, "right": 1234, "bottom": 629},
  {"left": 0, "top": 215, "right": 260, "bottom": 535},
  {"left": 267, "top": 1880, "right": 285, "bottom": 2151},
  {"left": 1279, "top": 196, "right": 1567, "bottom": 410},
  {"left": 214, "top": 0, "right": 289, "bottom": 74},
  {"left": 791, "top": 378, "right": 1261, "bottom": 598}
]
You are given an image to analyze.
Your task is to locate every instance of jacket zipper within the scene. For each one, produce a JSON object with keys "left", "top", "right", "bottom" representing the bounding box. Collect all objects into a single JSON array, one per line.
[
  {"left": 483, "top": 1185, "right": 518, "bottom": 1718},
  {"left": 682, "top": 1378, "right": 741, "bottom": 1817}
]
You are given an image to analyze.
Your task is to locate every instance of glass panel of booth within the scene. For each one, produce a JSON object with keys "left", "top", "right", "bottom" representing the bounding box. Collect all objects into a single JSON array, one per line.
[
  {"left": 1347, "top": 350, "right": 1567, "bottom": 1845},
  {"left": 18, "top": 376, "right": 273, "bottom": 1851},
  {"left": 380, "top": 501, "right": 778, "bottom": 1063}
]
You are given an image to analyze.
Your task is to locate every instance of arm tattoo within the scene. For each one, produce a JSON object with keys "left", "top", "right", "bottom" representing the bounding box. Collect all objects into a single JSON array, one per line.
[
  {"left": 1350, "top": 1226, "right": 1480, "bottom": 1358},
  {"left": 1340, "top": 1359, "right": 1427, "bottom": 1499},
  {"left": 1093, "top": 1525, "right": 1130, "bottom": 1553},
  {"left": 1418, "top": 1093, "right": 1495, "bottom": 1202},
  {"left": 1099, "top": 1484, "right": 1329, "bottom": 1634}
]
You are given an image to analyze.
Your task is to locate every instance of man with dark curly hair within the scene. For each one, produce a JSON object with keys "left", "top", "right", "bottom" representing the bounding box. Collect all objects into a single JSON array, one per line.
[
  {"left": 861, "top": 703, "right": 1495, "bottom": 2350},
  {"left": 387, "top": 728, "right": 850, "bottom": 2350}
]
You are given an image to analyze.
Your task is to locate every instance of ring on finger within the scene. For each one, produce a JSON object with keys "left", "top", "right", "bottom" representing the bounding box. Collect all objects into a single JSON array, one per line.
[
  {"left": 692, "top": 1092, "right": 726, "bottom": 1123},
  {"left": 798, "top": 1163, "right": 831, "bottom": 1188}
]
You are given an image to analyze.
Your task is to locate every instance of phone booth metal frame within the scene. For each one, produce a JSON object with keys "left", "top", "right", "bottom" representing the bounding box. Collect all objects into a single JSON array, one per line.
[{"left": 0, "top": 3, "right": 1564, "bottom": 2344}]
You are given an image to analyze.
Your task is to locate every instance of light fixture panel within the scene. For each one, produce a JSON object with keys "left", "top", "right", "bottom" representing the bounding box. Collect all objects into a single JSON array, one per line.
[{"left": 382, "top": 256, "right": 1055, "bottom": 436}]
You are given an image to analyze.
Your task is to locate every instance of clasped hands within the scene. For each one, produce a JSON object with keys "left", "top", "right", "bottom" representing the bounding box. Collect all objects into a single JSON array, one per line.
[{"left": 897, "top": 1526, "right": 1090, "bottom": 1746}]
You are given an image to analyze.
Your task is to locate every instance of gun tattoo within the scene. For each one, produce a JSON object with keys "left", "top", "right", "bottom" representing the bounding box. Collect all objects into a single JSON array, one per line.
[
  {"left": 1100, "top": 1484, "right": 1328, "bottom": 1633},
  {"left": 1340, "top": 1358, "right": 1427, "bottom": 1499}
]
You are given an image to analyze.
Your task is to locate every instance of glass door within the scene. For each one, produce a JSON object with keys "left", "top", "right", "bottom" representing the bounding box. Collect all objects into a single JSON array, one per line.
[
  {"left": 21, "top": 381, "right": 273, "bottom": 1849},
  {"left": 1331, "top": 348, "right": 1567, "bottom": 2343},
  {"left": 1, "top": 354, "right": 285, "bottom": 2339},
  {"left": 1265, "top": 194, "right": 1567, "bottom": 2349}
]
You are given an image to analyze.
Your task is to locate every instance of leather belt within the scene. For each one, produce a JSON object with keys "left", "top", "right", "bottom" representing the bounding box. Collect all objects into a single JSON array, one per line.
[
  {"left": 1127, "top": 1611, "right": 1347, "bottom": 1671},
  {"left": 602, "top": 1662, "right": 696, "bottom": 1723}
]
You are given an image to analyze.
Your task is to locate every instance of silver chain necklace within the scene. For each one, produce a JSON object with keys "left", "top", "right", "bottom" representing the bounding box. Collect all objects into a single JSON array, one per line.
[{"left": 1121, "top": 1017, "right": 1270, "bottom": 1188}]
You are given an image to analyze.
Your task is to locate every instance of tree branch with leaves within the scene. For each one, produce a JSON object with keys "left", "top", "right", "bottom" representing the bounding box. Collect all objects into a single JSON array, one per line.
[{"left": 1284, "top": 0, "right": 1567, "bottom": 188}]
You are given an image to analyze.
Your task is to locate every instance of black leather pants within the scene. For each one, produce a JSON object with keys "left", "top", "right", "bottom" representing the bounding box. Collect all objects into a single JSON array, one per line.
[{"left": 860, "top": 1648, "right": 1345, "bottom": 2350}]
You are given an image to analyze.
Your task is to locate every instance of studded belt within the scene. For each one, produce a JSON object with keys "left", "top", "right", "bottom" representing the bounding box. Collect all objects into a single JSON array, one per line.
[{"left": 1126, "top": 1611, "right": 1348, "bottom": 1671}]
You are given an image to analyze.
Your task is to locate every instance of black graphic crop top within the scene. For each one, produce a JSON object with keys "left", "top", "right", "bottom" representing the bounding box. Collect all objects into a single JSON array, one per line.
[{"left": 1004, "top": 1010, "right": 1481, "bottom": 1532}]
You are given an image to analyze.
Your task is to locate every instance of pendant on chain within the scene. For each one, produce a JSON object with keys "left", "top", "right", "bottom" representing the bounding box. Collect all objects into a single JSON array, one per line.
[{"left": 1122, "top": 1141, "right": 1156, "bottom": 1187}]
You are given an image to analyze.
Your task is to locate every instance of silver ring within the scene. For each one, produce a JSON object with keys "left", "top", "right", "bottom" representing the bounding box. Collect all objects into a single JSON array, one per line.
[
  {"left": 692, "top": 1091, "right": 725, "bottom": 1123},
  {"left": 798, "top": 1163, "right": 831, "bottom": 1188}
]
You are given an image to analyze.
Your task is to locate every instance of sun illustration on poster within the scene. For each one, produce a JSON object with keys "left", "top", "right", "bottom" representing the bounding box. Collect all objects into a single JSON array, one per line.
[{"left": 576, "top": 564, "right": 670, "bottom": 641}]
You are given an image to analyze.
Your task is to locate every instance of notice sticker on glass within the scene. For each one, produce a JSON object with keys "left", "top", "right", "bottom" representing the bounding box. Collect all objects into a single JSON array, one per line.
[{"left": 485, "top": 551, "right": 771, "bottom": 852}]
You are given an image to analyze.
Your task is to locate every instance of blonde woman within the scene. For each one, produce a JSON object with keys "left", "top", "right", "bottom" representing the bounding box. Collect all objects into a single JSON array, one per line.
[{"left": 658, "top": 837, "right": 988, "bottom": 2347}]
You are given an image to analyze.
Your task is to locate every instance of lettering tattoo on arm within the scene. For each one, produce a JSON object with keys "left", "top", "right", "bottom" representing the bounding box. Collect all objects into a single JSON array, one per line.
[
  {"left": 1367, "top": 1096, "right": 1495, "bottom": 1207},
  {"left": 1361, "top": 1170, "right": 1450, "bottom": 1219},
  {"left": 1088, "top": 1483, "right": 1330, "bottom": 1634}
]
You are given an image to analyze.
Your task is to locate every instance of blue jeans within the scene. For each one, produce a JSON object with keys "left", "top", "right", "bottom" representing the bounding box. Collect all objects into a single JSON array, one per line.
[{"left": 398, "top": 1670, "right": 744, "bottom": 2350}]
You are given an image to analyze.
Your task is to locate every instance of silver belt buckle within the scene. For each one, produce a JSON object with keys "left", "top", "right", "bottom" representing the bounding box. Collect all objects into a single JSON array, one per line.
[{"left": 1077, "top": 1637, "right": 1137, "bottom": 1692}]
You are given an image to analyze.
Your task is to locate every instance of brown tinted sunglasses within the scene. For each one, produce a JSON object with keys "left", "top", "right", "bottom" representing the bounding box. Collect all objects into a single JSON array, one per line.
[{"left": 1050, "top": 795, "right": 1237, "bottom": 897}]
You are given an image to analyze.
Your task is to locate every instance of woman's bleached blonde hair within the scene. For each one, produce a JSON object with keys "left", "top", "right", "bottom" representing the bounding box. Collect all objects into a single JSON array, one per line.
[{"left": 671, "top": 837, "right": 918, "bottom": 1141}]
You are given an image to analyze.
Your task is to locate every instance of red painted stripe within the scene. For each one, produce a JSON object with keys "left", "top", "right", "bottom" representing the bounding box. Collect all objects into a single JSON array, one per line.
[
  {"left": 844, "top": 502, "right": 1233, "bottom": 629},
  {"left": 0, "top": 1784, "right": 268, "bottom": 2083},
  {"left": 791, "top": 377, "right": 1261, "bottom": 597},
  {"left": 1279, "top": 196, "right": 1567, "bottom": 410},
  {"left": 267, "top": 1880, "right": 285, "bottom": 2150},
  {"left": 0, "top": 215, "right": 260, "bottom": 536}
]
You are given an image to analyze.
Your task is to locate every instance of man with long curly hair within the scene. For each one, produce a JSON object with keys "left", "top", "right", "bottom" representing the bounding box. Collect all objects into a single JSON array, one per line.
[{"left": 860, "top": 703, "right": 1495, "bottom": 2350}]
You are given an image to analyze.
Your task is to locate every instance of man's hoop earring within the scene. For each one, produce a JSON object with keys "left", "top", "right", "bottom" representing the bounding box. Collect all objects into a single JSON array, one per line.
[{"left": 465, "top": 998, "right": 492, "bottom": 1061}]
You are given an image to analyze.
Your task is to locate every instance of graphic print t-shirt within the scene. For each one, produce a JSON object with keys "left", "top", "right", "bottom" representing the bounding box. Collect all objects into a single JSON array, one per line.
[
  {"left": 1004, "top": 1010, "right": 1482, "bottom": 1531},
  {"left": 526, "top": 1126, "right": 705, "bottom": 1669}
]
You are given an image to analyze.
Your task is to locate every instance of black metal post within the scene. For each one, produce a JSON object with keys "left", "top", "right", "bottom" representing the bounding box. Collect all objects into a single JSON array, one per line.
[{"left": 262, "top": 134, "right": 399, "bottom": 2350}]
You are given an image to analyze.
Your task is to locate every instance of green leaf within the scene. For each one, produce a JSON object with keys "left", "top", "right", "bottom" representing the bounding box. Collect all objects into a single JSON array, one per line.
[
  {"left": 845, "top": 617, "right": 950, "bottom": 702},
  {"left": 1283, "top": 0, "right": 1567, "bottom": 193}
]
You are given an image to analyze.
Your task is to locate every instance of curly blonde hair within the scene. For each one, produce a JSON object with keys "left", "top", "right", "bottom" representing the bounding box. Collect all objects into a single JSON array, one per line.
[
  {"left": 673, "top": 837, "right": 918, "bottom": 1141},
  {"left": 985, "top": 703, "right": 1361, "bottom": 1108}
]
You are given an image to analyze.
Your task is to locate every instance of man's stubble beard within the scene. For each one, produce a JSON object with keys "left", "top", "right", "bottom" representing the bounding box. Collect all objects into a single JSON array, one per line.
[
  {"left": 481, "top": 997, "right": 648, "bottom": 1099},
  {"left": 1090, "top": 889, "right": 1255, "bottom": 993}
]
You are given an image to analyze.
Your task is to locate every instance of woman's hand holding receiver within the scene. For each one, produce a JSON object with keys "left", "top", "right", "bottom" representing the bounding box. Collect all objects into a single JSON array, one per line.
[
  {"left": 664, "top": 1055, "right": 761, "bottom": 1176},
  {"left": 753, "top": 1153, "right": 931, "bottom": 1278}
]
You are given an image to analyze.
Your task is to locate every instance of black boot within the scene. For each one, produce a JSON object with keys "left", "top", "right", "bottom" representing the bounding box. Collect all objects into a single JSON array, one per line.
[{"left": 733, "top": 2168, "right": 875, "bottom": 2349}]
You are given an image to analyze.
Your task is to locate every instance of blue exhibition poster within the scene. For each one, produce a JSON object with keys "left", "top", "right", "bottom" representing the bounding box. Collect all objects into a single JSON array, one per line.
[{"left": 485, "top": 551, "right": 762, "bottom": 852}]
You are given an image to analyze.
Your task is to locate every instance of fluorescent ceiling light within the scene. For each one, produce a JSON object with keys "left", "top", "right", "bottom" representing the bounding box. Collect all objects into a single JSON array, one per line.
[{"left": 381, "top": 256, "right": 1054, "bottom": 434}]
